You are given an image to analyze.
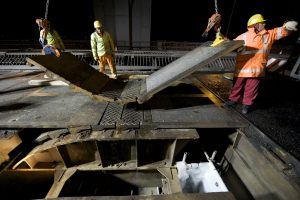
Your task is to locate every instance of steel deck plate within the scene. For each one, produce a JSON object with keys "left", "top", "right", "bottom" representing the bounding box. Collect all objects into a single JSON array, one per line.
[
  {"left": 0, "top": 72, "right": 107, "bottom": 128},
  {"left": 0, "top": 71, "right": 248, "bottom": 129}
]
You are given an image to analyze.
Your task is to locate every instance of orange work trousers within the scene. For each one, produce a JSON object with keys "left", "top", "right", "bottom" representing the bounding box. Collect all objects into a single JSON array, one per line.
[{"left": 98, "top": 54, "right": 116, "bottom": 75}]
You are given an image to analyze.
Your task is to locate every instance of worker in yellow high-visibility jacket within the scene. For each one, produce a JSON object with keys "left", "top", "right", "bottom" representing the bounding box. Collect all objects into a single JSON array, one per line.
[
  {"left": 90, "top": 20, "right": 117, "bottom": 79},
  {"left": 36, "top": 18, "right": 65, "bottom": 57}
]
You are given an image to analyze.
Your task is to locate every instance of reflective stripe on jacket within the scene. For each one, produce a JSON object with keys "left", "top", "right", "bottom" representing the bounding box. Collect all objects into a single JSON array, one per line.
[
  {"left": 90, "top": 32, "right": 115, "bottom": 60},
  {"left": 234, "top": 26, "right": 289, "bottom": 77}
]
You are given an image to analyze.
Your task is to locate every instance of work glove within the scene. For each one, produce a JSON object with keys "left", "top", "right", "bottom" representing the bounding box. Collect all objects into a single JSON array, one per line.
[
  {"left": 284, "top": 21, "right": 298, "bottom": 31},
  {"left": 94, "top": 57, "right": 99, "bottom": 62}
]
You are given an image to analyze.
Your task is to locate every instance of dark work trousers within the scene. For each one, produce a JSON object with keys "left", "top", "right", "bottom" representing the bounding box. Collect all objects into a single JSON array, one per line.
[{"left": 228, "top": 77, "right": 261, "bottom": 106}]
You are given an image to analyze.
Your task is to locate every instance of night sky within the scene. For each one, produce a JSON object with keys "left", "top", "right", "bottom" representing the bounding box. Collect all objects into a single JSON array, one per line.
[
  {"left": 0, "top": 0, "right": 299, "bottom": 45},
  {"left": 0, "top": 0, "right": 95, "bottom": 40},
  {"left": 151, "top": 0, "right": 300, "bottom": 44}
]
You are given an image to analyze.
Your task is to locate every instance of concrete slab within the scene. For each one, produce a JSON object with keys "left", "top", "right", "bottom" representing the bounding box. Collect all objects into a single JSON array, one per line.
[
  {"left": 26, "top": 53, "right": 125, "bottom": 102},
  {"left": 137, "top": 40, "right": 244, "bottom": 103},
  {"left": 0, "top": 72, "right": 107, "bottom": 128}
]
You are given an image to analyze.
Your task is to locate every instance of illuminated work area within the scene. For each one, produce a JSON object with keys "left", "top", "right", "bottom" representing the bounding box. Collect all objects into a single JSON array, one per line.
[{"left": 0, "top": 0, "right": 300, "bottom": 199}]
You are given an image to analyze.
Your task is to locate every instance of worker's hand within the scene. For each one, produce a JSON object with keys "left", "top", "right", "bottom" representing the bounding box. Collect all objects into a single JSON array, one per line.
[
  {"left": 94, "top": 57, "right": 99, "bottom": 62},
  {"left": 284, "top": 21, "right": 298, "bottom": 31}
]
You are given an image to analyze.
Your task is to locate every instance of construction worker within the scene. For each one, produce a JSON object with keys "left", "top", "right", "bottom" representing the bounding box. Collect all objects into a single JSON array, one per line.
[
  {"left": 35, "top": 18, "right": 65, "bottom": 57},
  {"left": 90, "top": 20, "right": 117, "bottom": 79},
  {"left": 224, "top": 14, "right": 298, "bottom": 114}
]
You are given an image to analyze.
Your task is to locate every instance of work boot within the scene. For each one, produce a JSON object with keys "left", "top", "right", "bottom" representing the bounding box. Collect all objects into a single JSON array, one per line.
[
  {"left": 224, "top": 100, "right": 237, "bottom": 108},
  {"left": 242, "top": 105, "right": 250, "bottom": 114},
  {"left": 111, "top": 74, "right": 117, "bottom": 79},
  {"left": 223, "top": 73, "right": 234, "bottom": 81}
]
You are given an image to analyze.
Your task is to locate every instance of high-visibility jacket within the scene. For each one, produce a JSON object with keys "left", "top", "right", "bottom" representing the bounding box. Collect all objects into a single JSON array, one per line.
[
  {"left": 234, "top": 26, "right": 289, "bottom": 77},
  {"left": 90, "top": 31, "right": 115, "bottom": 60},
  {"left": 40, "top": 29, "right": 65, "bottom": 50}
]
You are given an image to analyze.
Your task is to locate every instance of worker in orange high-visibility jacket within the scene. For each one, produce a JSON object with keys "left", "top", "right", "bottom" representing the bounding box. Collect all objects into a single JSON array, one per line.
[{"left": 224, "top": 14, "right": 298, "bottom": 114}]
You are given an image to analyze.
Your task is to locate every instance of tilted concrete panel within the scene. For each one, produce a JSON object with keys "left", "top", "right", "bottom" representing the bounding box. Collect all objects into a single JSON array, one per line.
[
  {"left": 137, "top": 40, "right": 244, "bottom": 104},
  {"left": 26, "top": 41, "right": 243, "bottom": 105},
  {"left": 26, "top": 52, "right": 127, "bottom": 102}
]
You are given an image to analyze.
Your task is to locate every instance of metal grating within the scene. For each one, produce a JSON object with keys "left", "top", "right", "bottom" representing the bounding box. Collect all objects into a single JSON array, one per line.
[
  {"left": 119, "top": 103, "right": 144, "bottom": 127},
  {"left": 98, "top": 80, "right": 126, "bottom": 100},
  {"left": 202, "top": 57, "right": 236, "bottom": 72},
  {"left": 120, "top": 80, "right": 141, "bottom": 102},
  {"left": 0, "top": 50, "right": 289, "bottom": 75},
  {"left": 99, "top": 103, "right": 124, "bottom": 127}
]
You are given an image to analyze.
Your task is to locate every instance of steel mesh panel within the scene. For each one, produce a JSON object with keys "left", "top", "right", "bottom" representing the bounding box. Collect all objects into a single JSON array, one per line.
[
  {"left": 0, "top": 53, "right": 204, "bottom": 67},
  {"left": 100, "top": 80, "right": 126, "bottom": 100},
  {"left": 120, "top": 103, "right": 143, "bottom": 127},
  {"left": 0, "top": 54, "right": 37, "bottom": 65},
  {"left": 99, "top": 103, "right": 124, "bottom": 126},
  {"left": 120, "top": 80, "right": 141, "bottom": 101},
  {"left": 203, "top": 56, "right": 236, "bottom": 72}
]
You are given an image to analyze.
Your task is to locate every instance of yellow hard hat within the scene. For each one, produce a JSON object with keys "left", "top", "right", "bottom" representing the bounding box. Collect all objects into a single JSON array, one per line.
[
  {"left": 247, "top": 14, "right": 266, "bottom": 27},
  {"left": 94, "top": 20, "right": 103, "bottom": 28}
]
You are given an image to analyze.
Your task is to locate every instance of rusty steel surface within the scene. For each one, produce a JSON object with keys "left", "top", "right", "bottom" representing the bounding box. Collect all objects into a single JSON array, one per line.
[
  {"left": 197, "top": 73, "right": 300, "bottom": 161},
  {"left": 1, "top": 61, "right": 298, "bottom": 199},
  {"left": 12, "top": 129, "right": 199, "bottom": 170},
  {"left": 0, "top": 71, "right": 248, "bottom": 129},
  {"left": 24, "top": 42, "right": 244, "bottom": 106},
  {"left": 0, "top": 71, "right": 108, "bottom": 128}
]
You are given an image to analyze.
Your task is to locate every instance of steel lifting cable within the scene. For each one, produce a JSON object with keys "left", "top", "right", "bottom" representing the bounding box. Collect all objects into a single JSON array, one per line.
[
  {"left": 45, "top": 0, "right": 50, "bottom": 19},
  {"left": 214, "top": 0, "right": 218, "bottom": 13},
  {"left": 38, "top": 0, "right": 50, "bottom": 46},
  {"left": 225, "top": 0, "right": 237, "bottom": 37},
  {"left": 214, "top": 0, "right": 221, "bottom": 32}
]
